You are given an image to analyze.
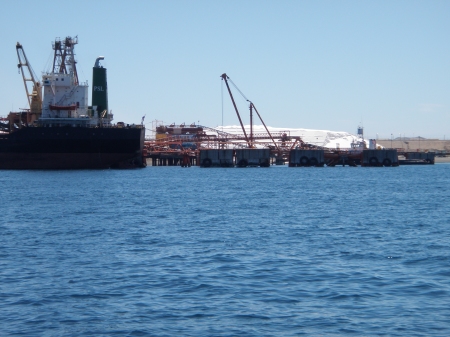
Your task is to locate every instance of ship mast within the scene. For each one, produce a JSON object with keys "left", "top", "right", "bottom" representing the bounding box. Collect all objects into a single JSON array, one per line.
[{"left": 52, "top": 36, "right": 79, "bottom": 85}]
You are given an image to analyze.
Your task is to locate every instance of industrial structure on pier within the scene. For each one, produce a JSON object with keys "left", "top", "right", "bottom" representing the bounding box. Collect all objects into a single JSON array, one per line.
[{"left": 145, "top": 74, "right": 436, "bottom": 167}]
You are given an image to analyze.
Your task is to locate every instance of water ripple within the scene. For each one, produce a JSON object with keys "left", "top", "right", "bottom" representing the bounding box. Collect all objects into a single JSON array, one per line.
[{"left": 1, "top": 166, "right": 450, "bottom": 336}]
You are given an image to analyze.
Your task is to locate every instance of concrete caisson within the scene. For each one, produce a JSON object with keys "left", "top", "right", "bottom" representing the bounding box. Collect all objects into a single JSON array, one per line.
[
  {"left": 362, "top": 149, "right": 398, "bottom": 167},
  {"left": 235, "top": 149, "right": 270, "bottom": 167},
  {"left": 404, "top": 152, "right": 435, "bottom": 164},
  {"left": 199, "top": 149, "right": 234, "bottom": 167},
  {"left": 289, "top": 149, "right": 325, "bottom": 167}
]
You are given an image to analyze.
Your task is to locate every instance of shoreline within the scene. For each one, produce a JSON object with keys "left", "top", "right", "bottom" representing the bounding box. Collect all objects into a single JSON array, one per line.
[{"left": 434, "top": 157, "right": 450, "bottom": 163}]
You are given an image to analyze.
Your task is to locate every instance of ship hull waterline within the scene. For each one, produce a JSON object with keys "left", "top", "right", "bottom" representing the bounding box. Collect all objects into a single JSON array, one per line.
[
  {"left": 0, "top": 152, "right": 144, "bottom": 169},
  {"left": 0, "top": 126, "right": 146, "bottom": 169}
]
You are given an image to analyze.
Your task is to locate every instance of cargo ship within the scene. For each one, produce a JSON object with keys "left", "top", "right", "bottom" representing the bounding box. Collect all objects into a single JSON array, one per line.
[{"left": 0, "top": 36, "right": 146, "bottom": 169}]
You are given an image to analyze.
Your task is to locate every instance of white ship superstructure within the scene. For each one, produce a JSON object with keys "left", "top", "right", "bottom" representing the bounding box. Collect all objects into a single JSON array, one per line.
[
  {"left": 42, "top": 71, "right": 89, "bottom": 119},
  {"left": 39, "top": 36, "right": 111, "bottom": 127}
]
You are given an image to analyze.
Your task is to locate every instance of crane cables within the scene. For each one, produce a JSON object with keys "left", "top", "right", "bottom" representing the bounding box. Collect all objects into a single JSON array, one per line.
[
  {"left": 227, "top": 77, "right": 250, "bottom": 103},
  {"left": 221, "top": 75, "right": 251, "bottom": 127}
]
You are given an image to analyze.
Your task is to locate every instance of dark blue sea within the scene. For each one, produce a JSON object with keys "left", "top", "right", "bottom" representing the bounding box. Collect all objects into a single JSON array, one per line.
[{"left": 1, "top": 164, "right": 450, "bottom": 336}]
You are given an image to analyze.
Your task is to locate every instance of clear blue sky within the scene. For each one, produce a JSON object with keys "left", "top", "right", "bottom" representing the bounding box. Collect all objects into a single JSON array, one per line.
[{"left": 1, "top": 0, "right": 449, "bottom": 139}]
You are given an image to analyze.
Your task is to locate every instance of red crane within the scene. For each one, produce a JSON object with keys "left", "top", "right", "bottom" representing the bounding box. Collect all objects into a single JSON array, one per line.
[{"left": 220, "top": 73, "right": 279, "bottom": 151}]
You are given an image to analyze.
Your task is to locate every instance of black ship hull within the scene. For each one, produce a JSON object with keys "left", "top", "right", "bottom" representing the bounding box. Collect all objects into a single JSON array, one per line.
[{"left": 0, "top": 126, "right": 146, "bottom": 169}]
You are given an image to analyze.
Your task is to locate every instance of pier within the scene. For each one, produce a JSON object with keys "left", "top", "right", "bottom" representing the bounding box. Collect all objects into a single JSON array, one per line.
[
  {"left": 145, "top": 130, "right": 438, "bottom": 168},
  {"left": 145, "top": 76, "right": 442, "bottom": 168},
  {"left": 289, "top": 150, "right": 325, "bottom": 167}
]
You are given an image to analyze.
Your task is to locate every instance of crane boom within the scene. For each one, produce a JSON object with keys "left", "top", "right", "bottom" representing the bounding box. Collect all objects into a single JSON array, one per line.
[
  {"left": 220, "top": 73, "right": 250, "bottom": 147},
  {"left": 16, "top": 42, "right": 42, "bottom": 121},
  {"left": 220, "top": 73, "right": 279, "bottom": 150}
]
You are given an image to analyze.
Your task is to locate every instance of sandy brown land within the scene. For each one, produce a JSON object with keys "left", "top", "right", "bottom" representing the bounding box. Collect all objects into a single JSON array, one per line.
[
  {"left": 375, "top": 139, "right": 450, "bottom": 163},
  {"left": 435, "top": 157, "right": 450, "bottom": 163},
  {"left": 377, "top": 139, "right": 450, "bottom": 152}
]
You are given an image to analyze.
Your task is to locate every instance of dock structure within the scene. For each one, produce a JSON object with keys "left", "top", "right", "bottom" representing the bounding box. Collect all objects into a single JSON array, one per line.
[
  {"left": 289, "top": 149, "right": 325, "bottom": 167},
  {"left": 320, "top": 149, "right": 364, "bottom": 167},
  {"left": 200, "top": 149, "right": 234, "bottom": 167},
  {"left": 144, "top": 73, "right": 442, "bottom": 168},
  {"left": 235, "top": 149, "right": 270, "bottom": 167},
  {"left": 148, "top": 151, "right": 196, "bottom": 167},
  {"left": 145, "top": 122, "right": 298, "bottom": 168},
  {"left": 361, "top": 149, "right": 399, "bottom": 167},
  {"left": 144, "top": 125, "right": 441, "bottom": 168},
  {"left": 400, "top": 151, "right": 435, "bottom": 165}
]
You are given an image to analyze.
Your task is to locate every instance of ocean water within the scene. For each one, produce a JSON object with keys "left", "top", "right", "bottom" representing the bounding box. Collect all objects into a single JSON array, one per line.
[{"left": 1, "top": 164, "right": 450, "bottom": 336}]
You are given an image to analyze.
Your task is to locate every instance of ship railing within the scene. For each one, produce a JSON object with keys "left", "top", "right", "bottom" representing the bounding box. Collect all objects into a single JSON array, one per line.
[
  {"left": 92, "top": 123, "right": 144, "bottom": 129},
  {"left": 28, "top": 120, "right": 144, "bottom": 129},
  {"left": 110, "top": 123, "right": 143, "bottom": 129}
]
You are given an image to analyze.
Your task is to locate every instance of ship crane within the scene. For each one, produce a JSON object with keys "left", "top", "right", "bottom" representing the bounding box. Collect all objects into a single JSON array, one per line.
[
  {"left": 220, "top": 73, "right": 279, "bottom": 150},
  {"left": 16, "top": 42, "right": 42, "bottom": 122}
]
